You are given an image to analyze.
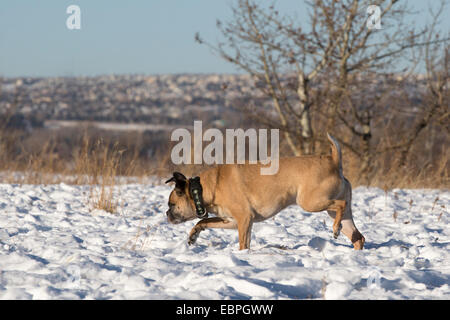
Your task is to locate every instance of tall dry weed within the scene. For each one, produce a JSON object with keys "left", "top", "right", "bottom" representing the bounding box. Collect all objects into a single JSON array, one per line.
[{"left": 74, "top": 137, "right": 123, "bottom": 213}]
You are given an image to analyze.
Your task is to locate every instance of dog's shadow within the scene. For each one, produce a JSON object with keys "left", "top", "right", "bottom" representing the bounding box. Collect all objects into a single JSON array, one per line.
[
  {"left": 240, "top": 277, "right": 319, "bottom": 299},
  {"left": 189, "top": 240, "right": 231, "bottom": 253},
  {"left": 192, "top": 235, "right": 356, "bottom": 253},
  {"left": 363, "top": 238, "right": 411, "bottom": 250},
  {"left": 261, "top": 244, "right": 291, "bottom": 251},
  {"left": 259, "top": 236, "right": 354, "bottom": 252}
]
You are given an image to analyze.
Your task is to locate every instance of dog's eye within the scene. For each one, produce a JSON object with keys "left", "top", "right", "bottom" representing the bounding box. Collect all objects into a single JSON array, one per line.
[{"left": 168, "top": 203, "right": 175, "bottom": 208}]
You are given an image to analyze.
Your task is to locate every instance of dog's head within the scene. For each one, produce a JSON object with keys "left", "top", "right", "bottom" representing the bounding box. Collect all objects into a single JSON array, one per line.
[{"left": 165, "top": 172, "right": 200, "bottom": 224}]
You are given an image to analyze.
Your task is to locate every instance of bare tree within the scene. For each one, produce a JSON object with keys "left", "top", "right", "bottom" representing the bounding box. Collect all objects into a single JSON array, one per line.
[
  {"left": 197, "top": 0, "right": 448, "bottom": 165},
  {"left": 397, "top": 3, "right": 449, "bottom": 167}
]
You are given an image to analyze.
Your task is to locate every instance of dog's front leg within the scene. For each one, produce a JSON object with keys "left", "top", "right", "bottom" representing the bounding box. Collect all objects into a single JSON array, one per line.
[
  {"left": 237, "top": 215, "right": 253, "bottom": 250},
  {"left": 188, "top": 217, "right": 237, "bottom": 245}
]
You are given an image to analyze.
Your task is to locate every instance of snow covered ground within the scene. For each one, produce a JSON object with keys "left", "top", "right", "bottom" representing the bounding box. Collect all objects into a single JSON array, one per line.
[{"left": 0, "top": 183, "right": 448, "bottom": 299}]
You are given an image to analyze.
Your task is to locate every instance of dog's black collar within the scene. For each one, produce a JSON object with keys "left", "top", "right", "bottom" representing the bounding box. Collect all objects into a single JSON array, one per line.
[{"left": 188, "top": 177, "right": 208, "bottom": 219}]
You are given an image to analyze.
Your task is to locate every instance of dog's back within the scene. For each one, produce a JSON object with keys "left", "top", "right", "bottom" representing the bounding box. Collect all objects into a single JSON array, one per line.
[{"left": 201, "top": 134, "right": 344, "bottom": 220}]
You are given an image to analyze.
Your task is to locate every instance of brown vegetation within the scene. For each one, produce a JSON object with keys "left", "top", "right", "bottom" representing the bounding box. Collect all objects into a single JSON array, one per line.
[{"left": 0, "top": 120, "right": 447, "bottom": 190}]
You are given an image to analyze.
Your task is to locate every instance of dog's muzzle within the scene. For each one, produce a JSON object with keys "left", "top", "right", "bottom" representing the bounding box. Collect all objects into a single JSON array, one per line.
[{"left": 166, "top": 210, "right": 184, "bottom": 224}]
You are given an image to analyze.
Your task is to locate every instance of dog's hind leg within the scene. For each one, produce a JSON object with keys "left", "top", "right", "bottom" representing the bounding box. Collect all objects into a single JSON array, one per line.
[
  {"left": 188, "top": 217, "right": 237, "bottom": 245},
  {"left": 298, "top": 192, "right": 345, "bottom": 238},
  {"left": 327, "top": 180, "right": 365, "bottom": 250},
  {"left": 328, "top": 207, "right": 365, "bottom": 250},
  {"left": 298, "top": 193, "right": 348, "bottom": 242},
  {"left": 326, "top": 200, "right": 346, "bottom": 239}
]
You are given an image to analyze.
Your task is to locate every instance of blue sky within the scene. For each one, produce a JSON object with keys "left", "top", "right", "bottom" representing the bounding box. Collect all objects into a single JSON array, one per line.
[{"left": 0, "top": 0, "right": 447, "bottom": 77}]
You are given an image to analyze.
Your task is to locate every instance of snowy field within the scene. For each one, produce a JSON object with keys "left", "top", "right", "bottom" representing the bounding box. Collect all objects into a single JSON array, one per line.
[{"left": 0, "top": 183, "right": 448, "bottom": 300}]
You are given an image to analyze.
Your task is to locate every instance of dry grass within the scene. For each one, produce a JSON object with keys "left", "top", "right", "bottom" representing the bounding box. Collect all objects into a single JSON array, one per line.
[
  {"left": 1, "top": 130, "right": 138, "bottom": 214},
  {"left": 76, "top": 137, "right": 123, "bottom": 214},
  {"left": 345, "top": 146, "right": 449, "bottom": 189},
  {"left": 0, "top": 124, "right": 448, "bottom": 194}
]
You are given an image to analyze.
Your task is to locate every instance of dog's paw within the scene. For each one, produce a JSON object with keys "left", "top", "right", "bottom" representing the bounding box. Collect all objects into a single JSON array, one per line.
[
  {"left": 188, "top": 230, "right": 200, "bottom": 245},
  {"left": 333, "top": 224, "right": 342, "bottom": 239}
]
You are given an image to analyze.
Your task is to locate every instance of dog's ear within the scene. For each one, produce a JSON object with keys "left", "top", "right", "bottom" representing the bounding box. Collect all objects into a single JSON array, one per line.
[
  {"left": 165, "top": 172, "right": 187, "bottom": 184},
  {"left": 173, "top": 172, "right": 187, "bottom": 182},
  {"left": 165, "top": 172, "right": 187, "bottom": 193}
]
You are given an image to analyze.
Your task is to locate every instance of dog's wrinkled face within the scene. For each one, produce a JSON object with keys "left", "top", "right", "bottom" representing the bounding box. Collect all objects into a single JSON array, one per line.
[{"left": 165, "top": 172, "right": 197, "bottom": 224}]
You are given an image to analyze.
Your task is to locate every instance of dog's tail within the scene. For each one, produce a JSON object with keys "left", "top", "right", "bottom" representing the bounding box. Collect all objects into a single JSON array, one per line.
[{"left": 327, "top": 132, "right": 343, "bottom": 174}]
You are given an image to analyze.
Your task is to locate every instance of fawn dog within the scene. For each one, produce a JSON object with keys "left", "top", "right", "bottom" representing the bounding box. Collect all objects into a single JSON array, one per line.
[{"left": 165, "top": 133, "right": 365, "bottom": 250}]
